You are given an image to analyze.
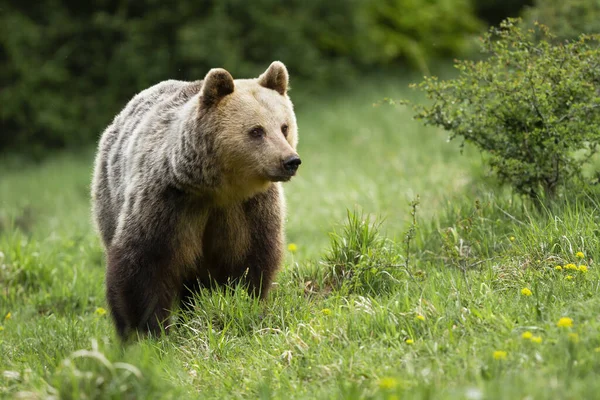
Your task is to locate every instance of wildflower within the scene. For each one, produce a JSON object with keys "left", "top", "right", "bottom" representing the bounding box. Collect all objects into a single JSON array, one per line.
[
  {"left": 576, "top": 252, "right": 584, "bottom": 259},
  {"left": 594, "top": 347, "right": 600, "bottom": 353},
  {"left": 521, "top": 288, "right": 532, "bottom": 296},
  {"left": 509, "top": 236, "right": 515, "bottom": 242},
  {"left": 568, "top": 333, "right": 579, "bottom": 343},
  {"left": 565, "top": 264, "right": 577, "bottom": 270},
  {"left": 321, "top": 308, "right": 332, "bottom": 316},
  {"left": 493, "top": 350, "right": 507, "bottom": 360},
  {"left": 405, "top": 339, "right": 414, "bottom": 344},
  {"left": 4, "top": 312, "right": 11, "bottom": 320},
  {"left": 557, "top": 317, "right": 573, "bottom": 328},
  {"left": 287, "top": 243, "right": 298, "bottom": 253},
  {"left": 578, "top": 265, "right": 588, "bottom": 273},
  {"left": 555, "top": 265, "right": 563, "bottom": 271},
  {"left": 416, "top": 314, "right": 426, "bottom": 321},
  {"left": 565, "top": 275, "right": 573, "bottom": 280},
  {"left": 521, "top": 331, "right": 533, "bottom": 340},
  {"left": 95, "top": 307, "right": 107, "bottom": 316},
  {"left": 531, "top": 336, "right": 542, "bottom": 344},
  {"left": 379, "top": 377, "right": 398, "bottom": 390}
]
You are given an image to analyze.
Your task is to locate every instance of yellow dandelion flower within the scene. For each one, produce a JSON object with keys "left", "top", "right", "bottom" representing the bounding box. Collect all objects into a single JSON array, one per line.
[
  {"left": 95, "top": 307, "right": 107, "bottom": 316},
  {"left": 405, "top": 339, "right": 414, "bottom": 344},
  {"left": 416, "top": 314, "right": 426, "bottom": 321},
  {"left": 521, "top": 331, "right": 533, "bottom": 340},
  {"left": 531, "top": 336, "right": 542, "bottom": 344},
  {"left": 493, "top": 350, "right": 507, "bottom": 360},
  {"left": 555, "top": 265, "right": 563, "bottom": 271},
  {"left": 576, "top": 252, "right": 584, "bottom": 259},
  {"left": 521, "top": 288, "right": 532, "bottom": 296},
  {"left": 578, "top": 265, "right": 588, "bottom": 273},
  {"left": 509, "top": 236, "right": 515, "bottom": 242},
  {"left": 565, "top": 264, "right": 577, "bottom": 270},
  {"left": 321, "top": 308, "right": 332, "bottom": 316},
  {"left": 565, "top": 275, "right": 573, "bottom": 280},
  {"left": 568, "top": 333, "right": 579, "bottom": 343},
  {"left": 287, "top": 243, "right": 298, "bottom": 253},
  {"left": 379, "top": 377, "right": 398, "bottom": 390},
  {"left": 594, "top": 347, "right": 600, "bottom": 353},
  {"left": 557, "top": 317, "right": 573, "bottom": 328},
  {"left": 4, "top": 312, "right": 11, "bottom": 320}
]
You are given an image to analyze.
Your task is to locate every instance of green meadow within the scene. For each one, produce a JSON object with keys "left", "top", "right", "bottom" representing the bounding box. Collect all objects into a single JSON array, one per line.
[{"left": 1, "top": 77, "right": 599, "bottom": 399}]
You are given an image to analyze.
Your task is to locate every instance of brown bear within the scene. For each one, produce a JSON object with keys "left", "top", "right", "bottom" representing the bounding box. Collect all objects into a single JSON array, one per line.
[{"left": 91, "top": 61, "right": 300, "bottom": 340}]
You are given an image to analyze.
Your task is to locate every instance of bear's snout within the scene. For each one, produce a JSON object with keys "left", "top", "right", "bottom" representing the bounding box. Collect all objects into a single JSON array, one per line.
[{"left": 282, "top": 155, "right": 302, "bottom": 175}]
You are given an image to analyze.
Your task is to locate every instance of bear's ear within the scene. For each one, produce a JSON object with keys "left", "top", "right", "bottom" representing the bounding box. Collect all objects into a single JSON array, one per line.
[
  {"left": 200, "top": 68, "right": 235, "bottom": 107},
  {"left": 258, "top": 61, "right": 288, "bottom": 95}
]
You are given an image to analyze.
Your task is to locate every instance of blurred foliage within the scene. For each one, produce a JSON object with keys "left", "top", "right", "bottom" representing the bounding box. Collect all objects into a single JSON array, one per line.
[
  {"left": 409, "top": 19, "right": 600, "bottom": 200},
  {"left": 0, "top": 0, "right": 483, "bottom": 156},
  {"left": 474, "top": 0, "right": 533, "bottom": 26},
  {"left": 522, "top": 0, "right": 600, "bottom": 42},
  {"left": 360, "top": 0, "right": 482, "bottom": 73}
]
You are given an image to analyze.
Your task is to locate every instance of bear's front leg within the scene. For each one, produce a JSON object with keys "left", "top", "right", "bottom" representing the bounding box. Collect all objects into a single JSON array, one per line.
[
  {"left": 242, "top": 185, "right": 284, "bottom": 299},
  {"left": 106, "top": 242, "right": 180, "bottom": 340}
]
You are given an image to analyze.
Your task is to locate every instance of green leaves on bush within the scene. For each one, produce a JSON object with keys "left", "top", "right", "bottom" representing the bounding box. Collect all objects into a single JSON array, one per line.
[{"left": 409, "top": 19, "right": 600, "bottom": 199}]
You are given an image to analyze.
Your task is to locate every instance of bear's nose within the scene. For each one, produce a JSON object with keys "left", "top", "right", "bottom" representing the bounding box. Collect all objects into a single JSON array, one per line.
[{"left": 282, "top": 155, "right": 302, "bottom": 173}]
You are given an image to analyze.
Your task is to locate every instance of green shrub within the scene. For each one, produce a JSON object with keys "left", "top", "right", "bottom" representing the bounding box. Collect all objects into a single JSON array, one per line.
[
  {"left": 324, "top": 210, "right": 405, "bottom": 295},
  {"left": 408, "top": 19, "right": 600, "bottom": 199},
  {"left": 522, "top": 0, "right": 600, "bottom": 42},
  {"left": 0, "top": 0, "right": 483, "bottom": 156}
]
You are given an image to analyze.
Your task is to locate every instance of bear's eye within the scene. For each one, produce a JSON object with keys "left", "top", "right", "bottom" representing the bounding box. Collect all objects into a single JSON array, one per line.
[
  {"left": 249, "top": 126, "right": 265, "bottom": 138},
  {"left": 281, "top": 124, "right": 289, "bottom": 137}
]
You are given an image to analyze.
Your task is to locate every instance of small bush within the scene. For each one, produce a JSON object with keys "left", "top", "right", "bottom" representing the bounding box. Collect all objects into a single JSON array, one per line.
[
  {"left": 324, "top": 210, "right": 403, "bottom": 294},
  {"left": 409, "top": 19, "right": 600, "bottom": 199}
]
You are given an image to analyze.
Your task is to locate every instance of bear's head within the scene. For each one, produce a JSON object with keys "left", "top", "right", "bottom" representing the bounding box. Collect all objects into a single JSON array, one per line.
[{"left": 198, "top": 61, "right": 300, "bottom": 202}]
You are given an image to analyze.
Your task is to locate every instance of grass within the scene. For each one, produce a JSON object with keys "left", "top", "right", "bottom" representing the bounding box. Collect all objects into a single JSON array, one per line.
[{"left": 1, "top": 75, "right": 600, "bottom": 399}]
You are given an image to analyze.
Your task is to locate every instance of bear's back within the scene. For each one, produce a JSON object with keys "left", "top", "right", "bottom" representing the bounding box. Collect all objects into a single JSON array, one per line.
[
  {"left": 93, "top": 79, "right": 203, "bottom": 246},
  {"left": 103, "top": 80, "right": 193, "bottom": 157}
]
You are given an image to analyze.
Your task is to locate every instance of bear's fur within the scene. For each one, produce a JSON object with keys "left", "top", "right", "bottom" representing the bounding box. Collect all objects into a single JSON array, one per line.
[{"left": 91, "top": 62, "right": 300, "bottom": 340}]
